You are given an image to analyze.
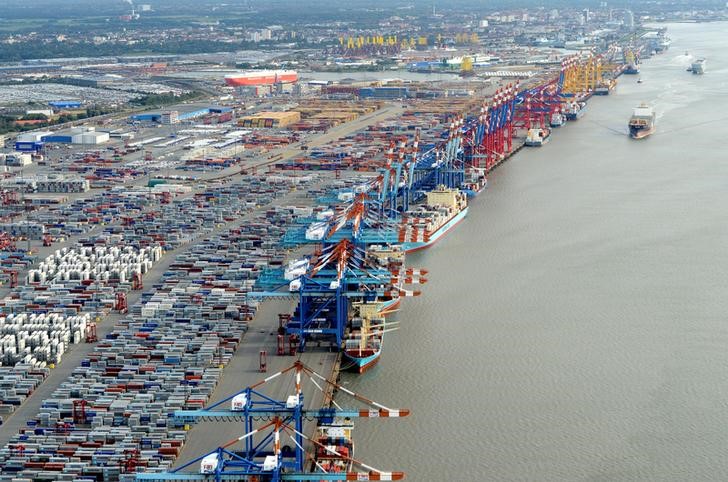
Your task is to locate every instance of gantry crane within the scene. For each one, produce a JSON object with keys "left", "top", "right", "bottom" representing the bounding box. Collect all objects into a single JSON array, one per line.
[
  {"left": 136, "top": 361, "right": 408, "bottom": 481},
  {"left": 253, "top": 239, "right": 422, "bottom": 352}
]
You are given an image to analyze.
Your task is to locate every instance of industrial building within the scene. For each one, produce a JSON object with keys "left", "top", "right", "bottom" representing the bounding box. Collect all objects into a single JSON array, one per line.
[
  {"left": 16, "top": 127, "right": 109, "bottom": 146},
  {"left": 2, "top": 152, "right": 32, "bottom": 166},
  {"left": 238, "top": 111, "right": 301, "bottom": 128},
  {"left": 359, "top": 87, "right": 410, "bottom": 99},
  {"left": 48, "top": 100, "right": 82, "bottom": 109},
  {"left": 130, "top": 105, "right": 232, "bottom": 124}
]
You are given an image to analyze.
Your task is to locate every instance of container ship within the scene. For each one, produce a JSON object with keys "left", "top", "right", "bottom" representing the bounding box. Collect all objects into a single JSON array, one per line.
[
  {"left": 398, "top": 186, "right": 468, "bottom": 253},
  {"left": 461, "top": 167, "right": 488, "bottom": 197},
  {"left": 550, "top": 112, "right": 565, "bottom": 127},
  {"left": 224, "top": 70, "right": 298, "bottom": 86},
  {"left": 594, "top": 79, "right": 616, "bottom": 95},
  {"left": 525, "top": 127, "right": 551, "bottom": 146},
  {"left": 564, "top": 101, "right": 587, "bottom": 120},
  {"left": 624, "top": 62, "right": 640, "bottom": 75},
  {"left": 628, "top": 103, "right": 656, "bottom": 139},
  {"left": 344, "top": 301, "right": 388, "bottom": 373},
  {"left": 365, "top": 244, "right": 412, "bottom": 312},
  {"left": 314, "top": 418, "right": 354, "bottom": 475},
  {"left": 690, "top": 58, "right": 706, "bottom": 75}
]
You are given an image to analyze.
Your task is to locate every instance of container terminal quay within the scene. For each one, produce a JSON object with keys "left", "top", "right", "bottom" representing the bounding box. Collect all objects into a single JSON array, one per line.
[{"left": 0, "top": 16, "right": 672, "bottom": 481}]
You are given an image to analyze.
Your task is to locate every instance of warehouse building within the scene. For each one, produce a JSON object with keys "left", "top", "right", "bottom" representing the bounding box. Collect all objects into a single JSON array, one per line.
[
  {"left": 358, "top": 87, "right": 410, "bottom": 99},
  {"left": 49, "top": 101, "right": 82, "bottom": 110}
]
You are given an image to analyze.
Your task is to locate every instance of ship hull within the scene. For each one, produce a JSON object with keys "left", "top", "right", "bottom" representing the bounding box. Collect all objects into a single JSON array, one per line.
[
  {"left": 401, "top": 207, "right": 469, "bottom": 253},
  {"left": 525, "top": 135, "right": 549, "bottom": 147},
  {"left": 344, "top": 350, "right": 381, "bottom": 374},
  {"left": 565, "top": 109, "right": 586, "bottom": 121},
  {"left": 462, "top": 179, "right": 488, "bottom": 198},
  {"left": 630, "top": 127, "right": 655, "bottom": 139},
  {"left": 380, "top": 296, "right": 400, "bottom": 313},
  {"left": 224, "top": 72, "right": 298, "bottom": 86}
]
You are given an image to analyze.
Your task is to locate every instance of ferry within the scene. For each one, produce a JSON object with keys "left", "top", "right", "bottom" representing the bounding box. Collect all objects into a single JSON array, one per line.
[
  {"left": 628, "top": 103, "right": 656, "bottom": 139},
  {"left": 398, "top": 186, "right": 468, "bottom": 253},
  {"left": 564, "top": 101, "right": 587, "bottom": 121},
  {"left": 344, "top": 302, "right": 388, "bottom": 373},
  {"left": 525, "top": 127, "right": 550, "bottom": 147}
]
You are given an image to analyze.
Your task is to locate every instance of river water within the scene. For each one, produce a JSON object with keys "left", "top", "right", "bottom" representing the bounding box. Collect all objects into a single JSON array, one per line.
[{"left": 342, "top": 22, "right": 728, "bottom": 481}]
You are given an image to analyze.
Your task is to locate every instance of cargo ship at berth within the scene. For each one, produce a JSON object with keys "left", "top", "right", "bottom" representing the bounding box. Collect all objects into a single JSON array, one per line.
[
  {"left": 399, "top": 186, "right": 468, "bottom": 253},
  {"left": 461, "top": 167, "right": 488, "bottom": 197},
  {"left": 224, "top": 69, "right": 298, "bottom": 86},
  {"left": 550, "top": 112, "right": 565, "bottom": 127},
  {"left": 525, "top": 127, "right": 550, "bottom": 146},
  {"left": 629, "top": 103, "right": 656, "bottom": 139},
  {"left": 344, "top": 301, "right": 388, "bottom": 373},
  {"left": 564, "top": 101, "right": 587, "bottom": 121},
  {"left": 624, "top": 62, "right": 640, "bottom": 75},
  {"left": 594, "top": 79, "right": 616, "bottom": 95},
  {"left": 314, "top": 418, "right": 354, "bottom": 475}
]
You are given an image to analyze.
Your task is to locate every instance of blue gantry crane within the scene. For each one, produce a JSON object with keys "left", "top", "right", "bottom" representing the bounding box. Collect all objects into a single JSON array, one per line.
[
  {"left": 136, "top": 361, "right": 408, "bottom": 482},
  {"left": 251, "top": 239, "right": 419, "bottom": 353}
]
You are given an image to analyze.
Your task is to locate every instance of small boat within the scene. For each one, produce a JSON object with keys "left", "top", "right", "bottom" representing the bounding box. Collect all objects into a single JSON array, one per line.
[
  {"left": 525, "top": 127, "right": 551, "bottom": 147},
  {"left": 628, "top": 103, "right": 656, "bottom": 139}
]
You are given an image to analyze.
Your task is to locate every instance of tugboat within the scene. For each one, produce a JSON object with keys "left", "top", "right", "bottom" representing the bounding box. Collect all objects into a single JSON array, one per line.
[{"left": 628, "top": 103, "right": 656, "bottom": 139}]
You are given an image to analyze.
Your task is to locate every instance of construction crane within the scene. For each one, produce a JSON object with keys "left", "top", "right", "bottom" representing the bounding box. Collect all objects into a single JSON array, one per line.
[{"left": 136, "top": 361, "right": 408, "bottom": 481}]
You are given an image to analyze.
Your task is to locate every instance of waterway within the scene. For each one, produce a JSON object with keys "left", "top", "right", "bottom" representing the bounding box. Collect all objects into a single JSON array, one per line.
[{"left": 343, "top": 22, "right": 728, "bottom": 481}]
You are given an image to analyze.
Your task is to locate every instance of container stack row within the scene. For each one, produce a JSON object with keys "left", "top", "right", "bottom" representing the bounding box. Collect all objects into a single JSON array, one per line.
[
  {"left": 27, "top": 246, "right": 163, "bottom": 286},
  {"left": 0, "top": 173, "right": 323, "bottom": 480}
]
